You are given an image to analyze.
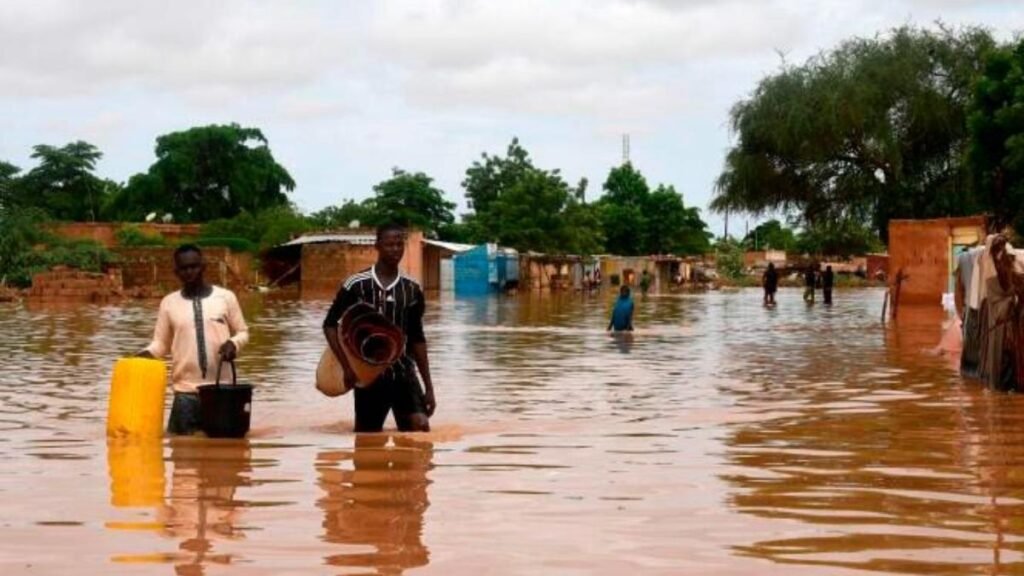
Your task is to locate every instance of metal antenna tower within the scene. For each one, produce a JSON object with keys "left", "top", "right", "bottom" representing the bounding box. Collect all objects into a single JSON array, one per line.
[{"left": 622, "top": 134, "right": 630, "bottom": 165}]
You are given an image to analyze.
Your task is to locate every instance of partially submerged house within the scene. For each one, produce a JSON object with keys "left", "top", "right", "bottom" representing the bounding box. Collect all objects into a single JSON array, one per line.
[
  {"left": 264, "top": 229, "right": 425, "bottom": 298},
  {"left": 422, "top": 239, "right": 474, "bottom": 292},
  {"left": 888, "top": 216, "right": 986, "bottom": 306}
]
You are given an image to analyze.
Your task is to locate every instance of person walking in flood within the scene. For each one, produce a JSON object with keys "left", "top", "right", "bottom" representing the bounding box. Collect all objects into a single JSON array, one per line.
[
  {"left": 803, "top": 264, "right": 817, "bottom": 303},
  {"left": 762, "top": 262, "right": 778, "bottom": 306},
  {"left": 639, "top": 269, "right": 652, "bottom": 297},
  {"left": 137, "top": 244, "right": 250, "bottom": 435},
  {"left": 322, "top": 223, "right": 437, "bottom": 433},
  {"left": 823, "top": 265, "right": 835, "bottom": 305},
  {"left": 608, "top": 285, "right": 635, "bottom": 332}
]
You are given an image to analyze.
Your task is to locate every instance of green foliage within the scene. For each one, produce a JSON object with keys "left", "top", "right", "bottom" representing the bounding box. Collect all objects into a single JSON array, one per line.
[
  {"left": 460, "top": 139, "right": 604, "bottom": 254},
  {"left": 11, "top": 141, "right": 109, "bottom": 221},
  {"left": 713, "top": 25, "right": 996, "bottom": 241},
  {"left": 371, "top": 168, "right": 455, "bottom": 236},
  {"left": 743, "top": 219, "right": 798, "bottom": 251},
  {"left": 194, "top": 237, "right": 259, "bottom": 253},
  {"left": 307, "top": 200, "right": 376, "bottom": 230},
  {"left": 0, "top": 207, "right": 116, "bottom": 287},
  {"left": 599, "top": 163, "right": 711, "bottom": 255},
  {"left": 109, "top": 124, "right": 295, "bottom": 222},
  {"left": 968, "top": 39, "right": 1024, "bottom": 234},
  {"left": 714, "top": 237, "right": 746, "bottom": 279},
  {"left": 795, "top": 219, "right": 885, "bottom": 257},
  {"left": 115, "top": 225, "right": 166, "bottom": 247},
  {"left": 200, "top": 205, "right": 308, "bottom": 251},
  {"left": 0, "top": 160, "right": 20, "bottom": 210}
]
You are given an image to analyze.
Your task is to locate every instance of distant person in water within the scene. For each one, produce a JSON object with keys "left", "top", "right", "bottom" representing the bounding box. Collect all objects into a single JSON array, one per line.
[
  {"left": 762, "top": 262, "right": 778, "bottom": 306},
  {"left": 639, "top": 270, "right": 652, "bottom": 296},
  {"left": 137, "top": 244, "right": 250, "bottom": 435},
  {"left": 803, "top": 265, "right": 817, "bottom": 303},
  {"left": 608, "top": 285, "right": 635, "bottom": 332},
  {"left": 322, "top": 223, "right": 437, "bottom": 433},
  {"left": 823, "top": 265, "right": 835, "bottom": 305}
]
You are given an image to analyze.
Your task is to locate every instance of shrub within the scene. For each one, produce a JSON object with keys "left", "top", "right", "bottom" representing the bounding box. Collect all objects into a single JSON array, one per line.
[
  {"left": 195, "top": 237, "right": 258, "bottom": 253},
  {"left": 116, "top": 225, "right": 166, "bottom": 247}
]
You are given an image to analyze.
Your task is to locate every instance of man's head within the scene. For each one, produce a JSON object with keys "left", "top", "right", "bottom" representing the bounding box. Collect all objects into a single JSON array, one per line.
[
  {"left": 619, "top": 285, "right": 631, "bottom": 298},
  {"left": 827, "top": 265, "right": 833, "bottom": 272},
  {"left": 174, "top": 244, "right": 204, "bottom": 288},
  {"left": 767, "top": 262, "right": 775, "bottom": 271},
  {"left": 375, "top": 223, "right": 406, "bottom": 267}
]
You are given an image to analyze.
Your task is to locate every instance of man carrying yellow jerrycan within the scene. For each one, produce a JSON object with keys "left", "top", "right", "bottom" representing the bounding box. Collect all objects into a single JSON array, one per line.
[{"left": 109, "top": 244, "right": 250, "bottom": 437}]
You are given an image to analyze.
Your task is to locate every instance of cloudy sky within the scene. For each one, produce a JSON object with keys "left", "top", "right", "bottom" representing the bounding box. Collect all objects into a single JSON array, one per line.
[{"left": 2, "top": 1, "right": 1022, "bottom": 235}]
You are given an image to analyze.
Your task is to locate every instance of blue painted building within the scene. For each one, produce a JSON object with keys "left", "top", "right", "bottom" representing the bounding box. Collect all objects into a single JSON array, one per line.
[{"left": 454, "top": 243, "right": 519, "bottom": 296}]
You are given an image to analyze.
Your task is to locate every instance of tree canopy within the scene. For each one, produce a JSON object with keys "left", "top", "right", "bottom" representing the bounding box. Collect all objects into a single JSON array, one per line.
[
  {"left": 9, "top": 141, "right": 109, "bottom": 221},
  {"left": 107, "top": 124, "right": 295, "bottom": 222},
  {"left": 968, "top": 38, "right": 1024, "bottom": 233},
  {"left": 599, "top": 163, "right": 711, "bottom": 256},
  {"left": 742, "top": 219, "right": 798, "bottom": 252},
  {"left": 370, "top": 168, "right": 455, "bottom": 236},
  {"left": 712, "top": 25, "right": 996, "bottom": 241}
]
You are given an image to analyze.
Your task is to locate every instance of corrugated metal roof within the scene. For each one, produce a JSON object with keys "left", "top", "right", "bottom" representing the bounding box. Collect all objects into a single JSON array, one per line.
[
  {"left": 422, "top": 239, "right": 475, "bottom": 253},
  {"left": 281, "top": 233, "right": 376, "bottom": 247}
]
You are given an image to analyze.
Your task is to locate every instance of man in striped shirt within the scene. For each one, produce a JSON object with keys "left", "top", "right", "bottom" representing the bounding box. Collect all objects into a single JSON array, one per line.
[{"left": 322, "top": 223, "right": 437, "bottom": 432}]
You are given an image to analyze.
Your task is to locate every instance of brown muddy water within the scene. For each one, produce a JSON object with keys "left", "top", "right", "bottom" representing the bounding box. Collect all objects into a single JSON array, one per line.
[{"left": 2, "top": 288, "right": 1023, "bottom": 575}]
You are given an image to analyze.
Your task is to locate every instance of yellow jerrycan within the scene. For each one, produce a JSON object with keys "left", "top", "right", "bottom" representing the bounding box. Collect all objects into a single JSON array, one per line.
[{"left": 107, "top": 358, "right": 167, "bottom": 438}]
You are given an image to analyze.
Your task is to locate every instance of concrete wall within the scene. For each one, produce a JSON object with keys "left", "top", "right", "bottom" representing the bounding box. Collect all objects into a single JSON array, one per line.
[
  {"left": 888, "top": 216, "right": 986, "bottom": 306},
  {"left": 49, "top": 222, "right": 201, "bottom": 247}
]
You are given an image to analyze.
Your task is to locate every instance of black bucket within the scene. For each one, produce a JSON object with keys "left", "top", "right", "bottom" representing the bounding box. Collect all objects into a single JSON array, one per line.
[{"left": 197, "top": 361, "right": 253, "bottom": 439}]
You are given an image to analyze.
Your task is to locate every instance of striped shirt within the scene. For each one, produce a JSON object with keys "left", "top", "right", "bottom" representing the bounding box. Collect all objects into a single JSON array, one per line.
[{"left": 323, "top": 266, "right": 426, "bottom": 378}]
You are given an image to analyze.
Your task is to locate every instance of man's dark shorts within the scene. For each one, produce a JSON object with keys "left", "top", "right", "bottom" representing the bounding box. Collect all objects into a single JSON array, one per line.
[
  {"left": 168, "top": 392, "right": 202, "bottom": 435},
  {"left": 354, "top": 373, "right": 427, "bottom": 433}
]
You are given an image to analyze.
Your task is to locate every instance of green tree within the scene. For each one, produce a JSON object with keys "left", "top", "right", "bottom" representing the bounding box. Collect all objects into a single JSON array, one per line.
[
  {"left": 201, "top": 204, "right": 309, "bottom": 251},
  {"left": 460, "top": 138, "right": 603, "bottom": 254},
  {"left": 714, "top": 237, "right": 745, "bottom": 279},
  {"left": 795, "top": 220, "right": 885, "bottom": 257},
  {"left": 307, "top": 199, "right": 376, "bottom": 230},
  {"left": 462, "top": 138, "right": 535, "bottom": 229},
  {"left": 968, "top": 39, "right": 1024, "bottom": 233},
  {"left": 0, "top": 161, "right": 20, "bottom": 210},
  {"left": 712, "top": 25, "right": 996, "bottom": 241},
  {"left": 743, "top": 219, "right": 798, "bottom": 251},
  {"left": 16, "top": 141, "right": 107, "bottom": 221},
  {"left": 112, "top": 124, "right": 295, "bottom": 222},
  {"left": 599, "top": 163, "right": 649, "bottom": 255},
  {"left": 371, "top": 168, "right": 455, "bottom": 236},
  {"left": 644, "top": 184, "right": 712, "bottom": 255}
]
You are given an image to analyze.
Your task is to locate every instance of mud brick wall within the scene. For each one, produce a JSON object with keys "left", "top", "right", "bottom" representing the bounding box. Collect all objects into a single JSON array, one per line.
[
  {"left": 299, "top": 232, "right": 424, "bottom": 299},
  {"left": 115, "top": 247, "right": 253, "bottom": 293},
  {"left": 28, "top": 267, "right": 121, "bottom": 302},
  {"left": 49, "top": 223, "right": 201, "bottom": 248},
  {"left": 888, "top": 216, "right": 985, "bottom": 306}
]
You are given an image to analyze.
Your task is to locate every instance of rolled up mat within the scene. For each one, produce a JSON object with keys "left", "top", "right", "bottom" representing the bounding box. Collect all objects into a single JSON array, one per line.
[{"left": 315, "top": 303, "right": 406, "bottom": 397}]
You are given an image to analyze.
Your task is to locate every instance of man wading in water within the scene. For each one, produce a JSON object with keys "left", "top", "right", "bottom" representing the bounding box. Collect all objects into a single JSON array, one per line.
[
  {"left": 138, "top": 244, "right": 250, "bottom": 435},
  {"left": 322, "top": 223, "right": 437, "bottom": 432}
]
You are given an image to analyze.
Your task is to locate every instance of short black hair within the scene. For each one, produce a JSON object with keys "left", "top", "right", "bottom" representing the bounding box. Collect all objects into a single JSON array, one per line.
[
  {"left": 174, "top": 244, "right": 202, "bottom": 259},
  {"left": 620, "top": 285, "right": 631, "bottom": 296},
  {"left": 376, "top": 222, "right": 406, "bottom": 240}
]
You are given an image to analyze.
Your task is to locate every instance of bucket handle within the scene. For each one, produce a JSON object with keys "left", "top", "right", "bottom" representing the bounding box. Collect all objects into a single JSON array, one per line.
[{"left": 215, "top": 359, "right": 238, "bottom": 387}]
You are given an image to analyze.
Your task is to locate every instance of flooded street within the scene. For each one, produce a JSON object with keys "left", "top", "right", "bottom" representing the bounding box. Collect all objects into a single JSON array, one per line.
[{"left": 3, "top": 288, "right": 1024, "bottom": 575}]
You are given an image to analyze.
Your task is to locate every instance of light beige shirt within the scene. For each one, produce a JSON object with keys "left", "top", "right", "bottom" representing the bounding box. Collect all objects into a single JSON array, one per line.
[{"left": 146, "top": 286, "right": 249, "bottom": 393}]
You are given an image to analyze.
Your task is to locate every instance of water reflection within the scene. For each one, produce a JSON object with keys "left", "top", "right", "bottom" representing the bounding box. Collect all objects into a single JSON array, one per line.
[
  {"left": 317, "top": 435, "right": 433, "bottom": 575},
  {"left": 161, "top": 439, "right": 252, "bottom": 575},
  {"left": 720, "top": 306, "right": 1024, "bottom": 574},
  {"left": 106, "top": 438, "right": 253, "bottom": 575}
]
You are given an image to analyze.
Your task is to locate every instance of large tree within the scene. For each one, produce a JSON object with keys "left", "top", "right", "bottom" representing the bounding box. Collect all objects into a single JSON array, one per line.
[
  {"left": 16, "top": 141, "right": 107, "bottom": 221},
  {"left": 742, "top": 219, "right": 798, "bottom": 251},
  {"left": 461, "top": 138, "right": 603, "bottom": 254},
  {"left": 599, "top": 163, "right": 711, "bottom": 255},
  {"left": 712, "top": 25, "right": 996, "bottom": 241},
  {"left": 371, "top": 168, "right": 455, "bottom": 236},
  {"left": 968, "top": 38, "right": 1024, "bottom": 233},
  {"left": 0, "top": 161, "right": 20, "bottom": 210},
  {"left": 110, "top": 124, "right": 295, "bottom": 222}
]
